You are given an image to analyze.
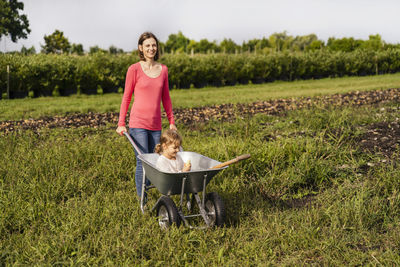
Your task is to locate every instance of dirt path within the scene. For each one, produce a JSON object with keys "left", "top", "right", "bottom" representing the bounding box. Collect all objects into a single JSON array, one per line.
[
  {"left": 1, "top": 88, "right": 399, "bottom": 134},
  {"left": 1, "top": 87, "right": 399, "bottom": 157},
  {"left": 175, "top": 88, "right": 400, "bottom": 125}
]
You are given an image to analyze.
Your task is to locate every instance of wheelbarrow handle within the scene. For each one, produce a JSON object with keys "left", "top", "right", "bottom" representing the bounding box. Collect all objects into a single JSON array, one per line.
[
  {"left": 123, "top": 131, "right": 144, "bottom": 155},
  {"left": 210, "top": 154, "right": 251, "bottom": 169}
]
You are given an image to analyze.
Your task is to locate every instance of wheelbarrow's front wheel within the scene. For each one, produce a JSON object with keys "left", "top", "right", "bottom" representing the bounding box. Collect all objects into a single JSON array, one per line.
[
  {"left": 156, "top": 196, "right": 181, "bottom": 229},
  {"left": 205, "top": 192, "right": 225, "bottom": 227}
]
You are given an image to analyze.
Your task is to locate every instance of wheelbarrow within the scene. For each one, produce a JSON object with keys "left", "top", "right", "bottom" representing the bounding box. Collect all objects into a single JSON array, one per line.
[{"left": 123, "top": 132, "right": 249, "bottom": 229}]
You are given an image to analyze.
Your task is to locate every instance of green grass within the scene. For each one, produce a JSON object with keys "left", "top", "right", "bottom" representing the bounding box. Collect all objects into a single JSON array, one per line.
[
  {"left": 1, "top": 101, "right": 400, "bottom": 265},
  {"left": 1, "top": 72, "right": 400, "bottom": 121}
]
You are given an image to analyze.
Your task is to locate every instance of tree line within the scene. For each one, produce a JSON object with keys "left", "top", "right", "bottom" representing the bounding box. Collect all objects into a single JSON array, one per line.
[
  {"left": 1, "top": 0, "right": 399, "bottom": 55},
  {"left": 160, "top": 31, "right": 400, "bottom": 54},
  {"left": 7, "top": 30, "right": 400, "bottom": 56}
]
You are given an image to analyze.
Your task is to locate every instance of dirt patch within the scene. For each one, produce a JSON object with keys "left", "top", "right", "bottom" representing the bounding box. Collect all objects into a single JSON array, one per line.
[
  {"left": 357, "top": 119, "right": 400, "bottom": 158},
  {"left": 1, "top": 88, "right": 400, "bottom": 135},
  {"left": 0, "top": 112, "right": 119, "bottom": 134},
  {"left": 174, "top": 88, "right": 400, "bottom": 125},
  {"left": 284, "top": 195, "right": 316, "bottom": 209}
]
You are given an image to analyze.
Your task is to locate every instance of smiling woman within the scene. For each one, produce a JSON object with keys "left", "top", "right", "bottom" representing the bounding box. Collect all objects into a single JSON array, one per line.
[{"left": 115, "top": 32, "right": 177, "bottom": 200}]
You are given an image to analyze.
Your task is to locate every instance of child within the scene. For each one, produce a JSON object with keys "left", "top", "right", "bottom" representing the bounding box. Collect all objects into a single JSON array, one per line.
[{"left": 155, "top": 130, "right": 191, "bottom": 173}]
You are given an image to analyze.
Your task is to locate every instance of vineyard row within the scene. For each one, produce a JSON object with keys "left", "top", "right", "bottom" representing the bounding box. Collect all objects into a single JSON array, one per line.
[{"left": 1, "top": 49, "right": 400, "bottom": 99}]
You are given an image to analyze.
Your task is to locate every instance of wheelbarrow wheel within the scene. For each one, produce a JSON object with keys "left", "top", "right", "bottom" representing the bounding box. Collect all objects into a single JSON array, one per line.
[
  {"left": 205, "top": 192, "right": 225, "bottom": 227},
  {"left": 156, "top": 196, "right": 181, "bottom": 229}
]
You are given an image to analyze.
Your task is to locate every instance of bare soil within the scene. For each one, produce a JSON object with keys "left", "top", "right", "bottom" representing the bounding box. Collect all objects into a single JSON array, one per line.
[
  {"left": 1, "top": 88, "right": 399, "bottom": 158},
  {"left": 357, "top": 116, "right": 400, "bottom": 158}
]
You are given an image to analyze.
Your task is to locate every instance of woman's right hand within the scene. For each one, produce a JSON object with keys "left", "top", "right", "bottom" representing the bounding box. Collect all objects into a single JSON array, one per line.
[{"left": 116, "top": 126, "right": 127, "bottom": 136}]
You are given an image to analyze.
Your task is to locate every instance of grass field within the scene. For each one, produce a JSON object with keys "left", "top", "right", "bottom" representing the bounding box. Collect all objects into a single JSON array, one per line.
[
  {"left": 1, "top": 75, "right": 400, "bottom": 265},
  {"left": 1, "top": 72, "right": 400, "bottom": 121}
]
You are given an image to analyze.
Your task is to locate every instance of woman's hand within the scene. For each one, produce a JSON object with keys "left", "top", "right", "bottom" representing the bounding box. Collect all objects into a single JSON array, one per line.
[
  {"left": 169, "top": 124, "right": 177, "bottom": 131},
  {"left": 116, "top": 126, "right": 127, "bottom": 136}
]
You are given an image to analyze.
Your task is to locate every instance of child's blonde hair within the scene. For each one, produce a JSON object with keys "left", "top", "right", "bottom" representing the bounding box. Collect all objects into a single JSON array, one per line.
[{"left": 155, "top": 130, "right": 182, "bottom": 154}]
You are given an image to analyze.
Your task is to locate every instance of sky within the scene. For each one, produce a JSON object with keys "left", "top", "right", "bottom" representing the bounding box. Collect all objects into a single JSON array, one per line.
[{"left": 2, "top": 0, "right": 400, "bottom": 52}]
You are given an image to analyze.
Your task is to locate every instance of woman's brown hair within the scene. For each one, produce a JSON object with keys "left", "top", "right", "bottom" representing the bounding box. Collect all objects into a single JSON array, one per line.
[
  {"left": 138, "top": 32, "right": 160, "bottom": 61},
  {"left": 155, "top": 130, "right": 182, "bottom": 154}
]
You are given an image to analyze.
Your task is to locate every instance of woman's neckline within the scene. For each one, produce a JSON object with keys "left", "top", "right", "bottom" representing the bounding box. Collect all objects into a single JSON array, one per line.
[{"left": 138, "top": 61, "right": 162, "bottom": 79}]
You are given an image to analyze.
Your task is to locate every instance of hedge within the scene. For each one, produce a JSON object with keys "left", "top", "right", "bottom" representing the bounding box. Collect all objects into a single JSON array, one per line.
[{"left": 1, "top": 49, "right": 400, "bottom": 98}]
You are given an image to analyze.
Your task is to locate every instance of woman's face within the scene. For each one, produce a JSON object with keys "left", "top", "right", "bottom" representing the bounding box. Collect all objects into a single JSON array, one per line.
[{"left": 139, "top": 37, "right": 157, "bottom": 60}]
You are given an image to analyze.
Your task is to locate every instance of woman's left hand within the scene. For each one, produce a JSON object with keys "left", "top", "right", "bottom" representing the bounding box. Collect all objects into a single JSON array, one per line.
[{"left": 169, "top": 124, "right": 177, "bottom": 131}]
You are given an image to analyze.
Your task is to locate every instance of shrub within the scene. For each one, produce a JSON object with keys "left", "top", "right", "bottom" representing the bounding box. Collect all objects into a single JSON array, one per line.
[{"left": 1, "top": 49, "right": 400, "bottom": 97}]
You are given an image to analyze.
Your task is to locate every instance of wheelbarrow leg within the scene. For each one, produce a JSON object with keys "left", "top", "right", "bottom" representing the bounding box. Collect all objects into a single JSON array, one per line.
[
  {"left": 186, "top": 193, "right": 191, "bottom": 211},
  {"left": 193, "top": 174, "right": 212, "bottom": 227},
  {"left": 180, "top": 177, "right": 186, "bottom": 208},
  {"left": 194, "top": 193, "right": 212, "bottom": 227},
  {"left": 178, "top": 176, "right": 190, "bottom": 227}
]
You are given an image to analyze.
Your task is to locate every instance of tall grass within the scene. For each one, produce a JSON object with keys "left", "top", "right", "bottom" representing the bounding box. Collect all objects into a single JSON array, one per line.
[{"left": 1, "top": 102, "right": 400, "bottom": 265}]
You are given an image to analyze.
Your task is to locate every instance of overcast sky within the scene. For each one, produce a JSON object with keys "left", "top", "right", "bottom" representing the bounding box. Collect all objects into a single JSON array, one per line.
[{"left": 2, "top": 0, "right": 400, "bottom": 52}]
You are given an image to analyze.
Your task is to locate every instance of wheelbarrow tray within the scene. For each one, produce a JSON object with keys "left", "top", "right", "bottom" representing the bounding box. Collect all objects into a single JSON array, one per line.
[{"left": 138, "top": 151, "right": 227, "bottom": 195}]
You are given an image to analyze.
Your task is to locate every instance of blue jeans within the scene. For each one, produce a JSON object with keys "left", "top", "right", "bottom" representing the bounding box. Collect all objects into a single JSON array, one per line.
[{"left": 129, "top": 128, "right": 161, "bottom": 199}]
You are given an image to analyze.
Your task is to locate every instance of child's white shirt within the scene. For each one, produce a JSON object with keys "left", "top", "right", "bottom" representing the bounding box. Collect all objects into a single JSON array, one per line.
[{"left": 156, "top": 154, "right": 184, "bottom": 173}]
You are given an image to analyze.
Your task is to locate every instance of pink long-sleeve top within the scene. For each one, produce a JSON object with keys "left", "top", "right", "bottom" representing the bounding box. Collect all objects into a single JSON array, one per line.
[{"left": 118, "top": 62, "right": 175, "bottom": 130}]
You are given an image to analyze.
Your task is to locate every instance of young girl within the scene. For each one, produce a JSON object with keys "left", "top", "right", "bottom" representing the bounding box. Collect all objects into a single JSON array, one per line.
[{"left": 155, "top": 130, "right": 191, "bottom": 173}]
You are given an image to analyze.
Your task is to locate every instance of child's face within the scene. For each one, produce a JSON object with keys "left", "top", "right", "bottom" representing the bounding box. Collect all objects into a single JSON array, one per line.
[{"left": 162, "top": 142, "right": 180, "bottom": 160}]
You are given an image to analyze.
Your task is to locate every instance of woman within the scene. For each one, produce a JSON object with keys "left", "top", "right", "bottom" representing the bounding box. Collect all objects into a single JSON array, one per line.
[{"left": 116, "top": 32, "right": 177, "bottom": 200}]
